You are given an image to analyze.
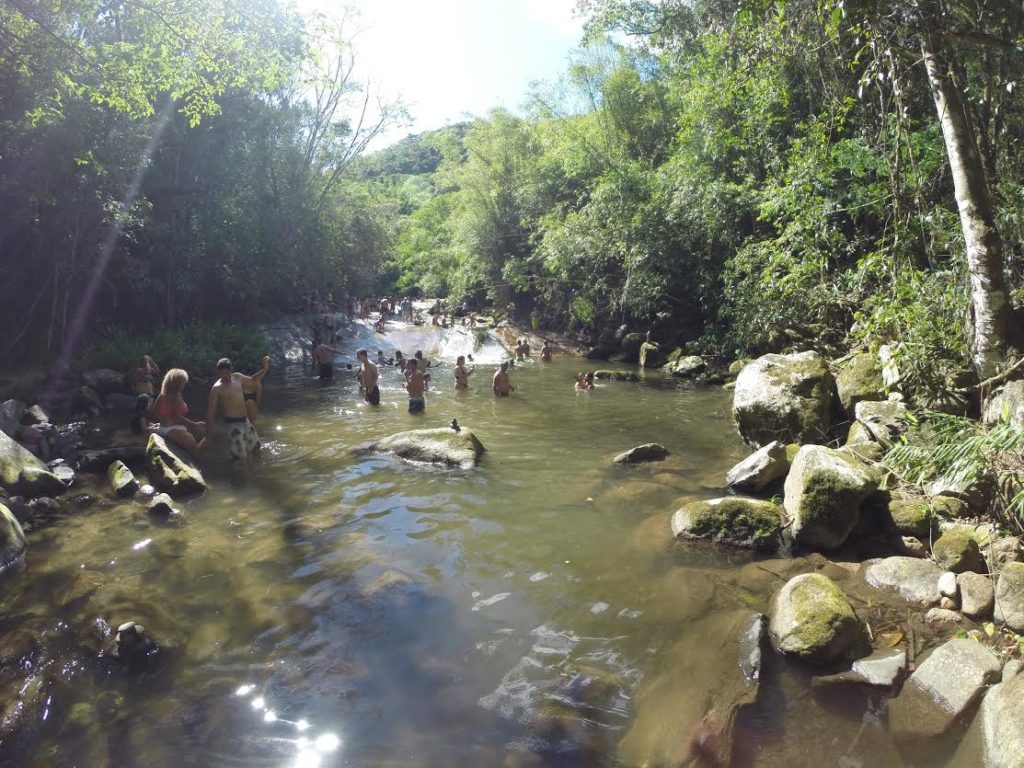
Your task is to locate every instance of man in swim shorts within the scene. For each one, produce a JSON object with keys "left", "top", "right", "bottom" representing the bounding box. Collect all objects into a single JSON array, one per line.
[
  {"left": 405, "top": 358, "right": 426, "bottom": 413},
  {"left": 205, "top": 356, "right": 271, "bottom": 461},
  {"left": 356, "top": 348, "right": 381, "bottom": 406},
  {"left": 313, "top": 341, "right": 340, "bottom": 383},
  {"left": 492, "top": 361, "right": 514, "bottom": 396}
]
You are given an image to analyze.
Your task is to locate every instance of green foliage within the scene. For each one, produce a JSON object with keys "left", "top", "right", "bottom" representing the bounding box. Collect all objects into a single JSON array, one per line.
[
  {"left": 885, "top": 412, "right": 1024, "bottom": 532},
  {"left": 83, "top": 322, "right": 269, "bottom": 378}
]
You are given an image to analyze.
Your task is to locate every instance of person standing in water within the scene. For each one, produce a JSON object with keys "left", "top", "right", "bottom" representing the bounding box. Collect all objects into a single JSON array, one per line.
[
  {"left": 313, "top": 340, "right": 341, "bottom": 383},
  {"left": 540, "top": 341, "right": 552, "bottom": 362},
  {"left": 454, "top": 355, "right": 473, "bottom": 390},
  {"left": 405, "top": 358, "right": 426, "bottom": 413},
  {"left": 204, "top": 356, "right": 271, "bottom": 461},
  {"left": 356, "top": 348, "right": 381, "bottom": 406},
  {"left": 492, "top": 361, "right": 514, "bottom": 397}
]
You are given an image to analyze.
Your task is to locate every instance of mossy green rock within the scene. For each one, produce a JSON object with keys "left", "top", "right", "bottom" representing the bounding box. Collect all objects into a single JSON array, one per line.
[
  {"left": 933, "top": 527, "right": 987, "bottom": 574},
  {"left": 619, "top": 333, "right": 646, "bottom": 362},
  {"left": 784, "top": 445, "right": 879, "bottom": 551},
  {"left": 594, "top": 370, "right": 639, "bottom": 382},
  {"left": 732, "top": 351, "right": 834, "bottom": 447},
  {"left": 994, "top": 561, "right": 1024, "bottom": 633},
  {"left": 0, "top": 502, "right": 26, "bottom": 574},
  {"left": 835, "top": 351, "right": 885, "bottom": 415},
  {"left": 888, "top": 499, "right": 935, "bottom": 539},
  {"left": 671, "top": 497, "right": 783, "bottom": 551},
  {"left": 639, "top": 341, "right": 666, "bottom": 369},
  {"left": 145, "top": 434, "right": 207, "bottom": 497},
  {"left": 366, "top": 427, "right": 486, "bottom": 470},
  {"left": 769, "top": 573, "right": 869, "bottom": 664},
  {"left": 0, "top": 428, "right": 64, "bottom": 498},
  {"left": 107, "top": 460, "right": 139, "bottom": 498}
]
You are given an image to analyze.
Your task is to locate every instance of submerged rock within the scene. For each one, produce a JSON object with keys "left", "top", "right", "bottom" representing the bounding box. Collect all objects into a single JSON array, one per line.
[
  {"left": 812, "top": 648, "right": 907, "bottom": 693},
  {"left": 865, "top": 556, "right": 944, "bottom": 605},
  {"left": 994, "top": 562, "right": 1024, "bottom": 633},
  {"left": 145, "top": 434, "right": 206, "bottom": 497},
  {"left": 889, "top": 638, "right": 1001, "bottom": 744},
  {"left": 0, "top": 429, "right": 65, "bottom": 498},
  {"left": 593, "top": 370, "right": 639, "bottom": 382},
  {"left": 783, "top": 445, "right": 879, "bottom": 551},
  {"left": 613, "top": 443, "right": 669, "bottom": 464},
  {"left": 981, "top": 672, "right": 1024, "bottom": 768},
  {"left": 0, "top": 502, "right": 27, "bottom": 574},
  {"left": 671, "top": 497, "right": 782, "bottom": 552},
  {"left": 107, "top": 460, "right": 139, "bottom": 498},
  {"left": 618, "top": 610, "right": 764, "bottom": 768},
  {"left": 725, "top": 440, "right": 790, "bottom": 493},
  {"left": 365, "top": 427, "right": 485, "bottom": 470},
  {"left": 768, "top": 573, "right": 869, "bottom": 664},
  {"left": 732, "top": 351, "right": 833, "bottom": 447}
]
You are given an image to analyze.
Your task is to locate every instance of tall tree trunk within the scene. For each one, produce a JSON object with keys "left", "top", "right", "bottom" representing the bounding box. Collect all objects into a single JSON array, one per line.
[{"left": 920, "top": 29, "right": 1013, "bottom": 377}]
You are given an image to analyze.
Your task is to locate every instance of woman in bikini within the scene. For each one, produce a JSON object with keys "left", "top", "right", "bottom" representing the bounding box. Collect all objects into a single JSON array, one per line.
[
  {"left": 241, "top": 375, "right": 262, "bottom": 424},
  {"left": 149, "top": 368, "right": 206, "bottom": 458}
]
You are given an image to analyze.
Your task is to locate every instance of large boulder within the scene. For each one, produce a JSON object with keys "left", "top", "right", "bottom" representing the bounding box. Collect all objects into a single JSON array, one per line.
[
  {"left": 783, "top": 445, "right": 879, "bottom": 551},
  {"left": 0, "top": 401, "right": 20, "bottom": 438},
  {"left": 768, "top": 573, "right": 869, "bottom": 664},
  {"left": 994, "top": 561, "right": 1024, "bottom": 633},
  {"left": 671, "top": 497, "right": 783, "bottom": 552},
  {"left": 613, "top": 443, "right": 669, "bottom": 464},
  {"left": 638, "top": 341, "right": 666, "bottom": 369},
  {"left": 865, "top": 556, "right": 944, "bottom": 605},
  {"left": 617, "top": 332, "right": 646, "bottom": 363},
  {"left": 889, "top": 638, "right": 1002, "bottom": 744},
  {"left": 980, "top": 670, "right": 1024, "bottom": 768},
  {"left": 365, "top": 427, "right": 485, "bottom": 470},
  {"left": 725, "top": 440, "right": 790, "bottom": 492},
  {"left": 0, "top": 502, "right": 27, "bottom": 574},
  {"left": 887, "top": 498, "right": 936, "bottom": 539},
  {"left": 81, "top": 368, "right": 125, "bottom": 396},
  {"left": 933, "top": 527, "right": 988, "bottom": 574},
  {"left": 732, "top": 351, "right": 834, "bottom": 447},
  {"left": 0, "top": 429, "right": 65, "bottom": 498},
  {"left": 983, "top": 380, "right": 1024, "bottom": 428},
  {"left": 619, "top": 610, "right": 764, "bottom": 768},
  {"left": 835, "top": 351, "right": 885, "bottom": 415},
  {"left": 145, "top": 434, "right": 207, "bottom": 497}
]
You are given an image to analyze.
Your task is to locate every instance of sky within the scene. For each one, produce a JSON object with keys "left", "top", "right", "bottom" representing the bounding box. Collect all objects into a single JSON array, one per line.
[{"left": 297, "top": 0, "right": 587, "bottom": 148}]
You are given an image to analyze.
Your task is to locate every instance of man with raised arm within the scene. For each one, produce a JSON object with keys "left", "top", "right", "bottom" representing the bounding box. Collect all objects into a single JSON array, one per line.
[{"left": 205, "top": 356, "right": 271, "bottom": 462}]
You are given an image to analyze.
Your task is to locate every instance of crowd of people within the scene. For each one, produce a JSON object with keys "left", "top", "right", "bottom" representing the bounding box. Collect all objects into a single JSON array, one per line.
[{"left": 129, "top": 353, "right": 271, "bottom": 464}]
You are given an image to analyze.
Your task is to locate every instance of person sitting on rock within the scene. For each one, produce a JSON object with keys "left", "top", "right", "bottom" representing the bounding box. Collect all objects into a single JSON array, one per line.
[
  {"left": 133, "top": 354, "right": 161, "bottom": 397},
  {"left": 149, "top": 368, "right": 205, "bottom": 458},
  {"left": 493, "top": 361, "right": 514, "bottom": 397},
  {"left": 204, "top": 356, "right": 270, "bottom": 462}
]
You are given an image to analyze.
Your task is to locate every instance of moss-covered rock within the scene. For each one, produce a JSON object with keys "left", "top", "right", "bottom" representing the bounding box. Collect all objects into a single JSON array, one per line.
[
  {"left": 365, "top": 427, "right": 486, "bottom": 469},
  {"left": 593, "top": 370, "right": 639, "bottom": 382},
  {"left": 671, "top": 497, "right": 783, "bottom": 551},
  {"left": 732, "top": 351, "right": 834, "bottom": 447},
  {"left": 107, "top": 460, "right": 139, "bottom": 498},
  {"left": 928, "top": 495, "right": 968, "bottom": 519},
  {"left": 888, "top": 498, "right": 936, "bottom": 539},
  {"left": 639, "top": 341, "right": 666, "bottom": 369},
  {"left": 619, "top": 332, "right": 646, "bottom": 363},
  {"left": 668, "top": 355, "right": 706, "bottom": 378},
  {"left": 783, "top": 445, "right": 879, "bottom": 551},
  {"left": 145, "top": 434, "right": 207, "bottom": 497},
  {"left": 933, "top": 527, "right": 987, "bottom": 574},
  {"left": 853, "top": 400, "right": 909, "bottom": 450},
  {"left": 0, "top": 502, "right": 26, "bottom": 574},
  {"left": 835, "top": 352, "right": 885, "bottom": 416},
  {"left": 768, "top": 573, "right": 869, "bottom": 664},
  {"left": 0, "top": 429, "right": 64, "bottom": 498}
]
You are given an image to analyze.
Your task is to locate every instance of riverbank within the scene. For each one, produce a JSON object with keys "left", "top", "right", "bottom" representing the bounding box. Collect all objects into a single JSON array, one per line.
[{"left": 0, "top": 318, "right": 1022, "bottom": 766}]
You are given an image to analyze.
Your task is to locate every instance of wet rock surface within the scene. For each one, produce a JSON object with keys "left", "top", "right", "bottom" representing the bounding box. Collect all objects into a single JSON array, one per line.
[
  {"left": 980, "top": 671, "right": 1024, "bottom": 768},
  {"left": 364, "top": 427, "right": 486, "bottom": 469},
  {"left": 145, "top": 434, "right": 206, "bottom": 497},
  {"left": 613, "top": 443, "right": 669, "bottom": 464},
  {"left": 671, "top": 497, "right": 782, "bottom": 551},
  {"left": 812, "top": 647, "right": 907, "bottom": 693},
  {"left": 865, "top": 556, "right": 944, "bottom": 605},
  {"left": 768, "top": 573, "right": 869, "bottom": 664},
  {"left": 994, "top": 562, "right": 1024, "bottom": 632},
  {"left": 107, "top": 460, "right": 139, "bottom": 498},
  {"left": 0, "top": 501, "right": 27, "bottom": 574},
  {"left": 889, "top": 638, "right": 1001, "bottom": 744}
]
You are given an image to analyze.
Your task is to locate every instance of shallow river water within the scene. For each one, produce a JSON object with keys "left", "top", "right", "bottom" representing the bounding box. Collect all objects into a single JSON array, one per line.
[{"left": 0, "top": 321, "right": 963, "bottom": 767}]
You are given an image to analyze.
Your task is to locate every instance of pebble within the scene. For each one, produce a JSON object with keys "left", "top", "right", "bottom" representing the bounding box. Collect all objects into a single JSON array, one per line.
[{"left": 938, "top": 571, "right": 959, "bottom": 599}]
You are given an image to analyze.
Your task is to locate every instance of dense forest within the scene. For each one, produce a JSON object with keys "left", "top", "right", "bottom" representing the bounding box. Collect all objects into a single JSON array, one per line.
[{"left": 4, "top": 0, "right": 1024, "bottom": 399}]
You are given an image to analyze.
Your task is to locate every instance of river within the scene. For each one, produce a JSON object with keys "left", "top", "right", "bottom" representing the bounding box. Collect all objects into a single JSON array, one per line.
[{"left": 0, "top": 319, "right": 947, "bottom": 767}]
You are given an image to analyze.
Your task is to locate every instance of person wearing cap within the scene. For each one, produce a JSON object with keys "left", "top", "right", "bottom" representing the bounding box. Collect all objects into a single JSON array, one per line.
[{"left": 204, "top": 355, "right": 270, "bottom": 461}]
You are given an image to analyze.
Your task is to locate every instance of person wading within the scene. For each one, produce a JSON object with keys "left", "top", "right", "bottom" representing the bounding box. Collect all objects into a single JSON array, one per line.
[{"left": 204, "top": 356, "right": 270, "bottom": 462}]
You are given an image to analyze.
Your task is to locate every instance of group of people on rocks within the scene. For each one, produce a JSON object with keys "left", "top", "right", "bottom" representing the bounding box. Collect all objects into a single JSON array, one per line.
[{"left": 129, "top": 353, "right": 271, "bottom": 464}]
